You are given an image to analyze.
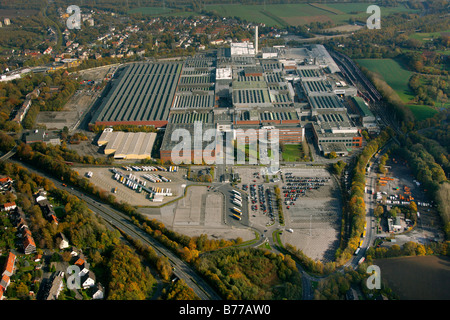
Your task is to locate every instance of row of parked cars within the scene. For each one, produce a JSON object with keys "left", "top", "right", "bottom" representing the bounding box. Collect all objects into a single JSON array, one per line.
[{"left": 282, "top": 174, "right": 330, "bottom": 209}]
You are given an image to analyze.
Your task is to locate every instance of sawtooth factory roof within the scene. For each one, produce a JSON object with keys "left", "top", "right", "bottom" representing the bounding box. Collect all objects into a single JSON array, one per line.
[{"left": 90, "top": 62, "right": 182, "bottom": 127}]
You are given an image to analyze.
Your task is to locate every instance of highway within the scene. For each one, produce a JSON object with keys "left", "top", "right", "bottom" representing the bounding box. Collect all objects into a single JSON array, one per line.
[{"left": 10, "top": 160, "right": 222, "bottom": 301}]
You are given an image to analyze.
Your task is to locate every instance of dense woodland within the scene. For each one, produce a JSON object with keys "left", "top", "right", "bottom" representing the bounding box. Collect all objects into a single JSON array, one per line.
[{"left": 195, "top": 247, "right": 302, "bottom": 300}]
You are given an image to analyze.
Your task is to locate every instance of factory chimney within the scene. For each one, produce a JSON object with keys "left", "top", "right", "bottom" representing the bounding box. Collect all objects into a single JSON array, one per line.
[{"left": 255, "top": 26, "right": 259, "bottom": 54}]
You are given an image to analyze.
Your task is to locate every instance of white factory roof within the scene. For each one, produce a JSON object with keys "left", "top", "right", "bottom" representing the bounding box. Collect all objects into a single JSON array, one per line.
[
  {"left": 230, "top": 42, "right": 256, "bottom": 56},
  {"left": 97, "top": 129, "right": 157, "bottom": 159}
]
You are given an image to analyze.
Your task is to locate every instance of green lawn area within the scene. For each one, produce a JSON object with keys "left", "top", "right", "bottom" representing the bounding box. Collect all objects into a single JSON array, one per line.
[
  {"left": 407, "top": 104, "right": 439, "bottom": 120},
  {"left": 409, "top": 29, "right": 450, "bottom": 42},
  {"left": 54, "top": 206, "right": 65, "bottom": 219},
  {"left": 235, "top": 142, "right": 274, "bottom": 163},
  {"left": 356, "top": 58, "right": 415, "bottom": 103},
  {"left": 281, "top": 144, "right": 305, "bottom": 162}
]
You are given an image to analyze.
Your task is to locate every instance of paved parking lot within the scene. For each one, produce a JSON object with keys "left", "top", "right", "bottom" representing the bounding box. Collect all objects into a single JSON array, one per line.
[
  {"left": 158, "top": 185, "right": 254, "bottom": 242},
  {"left": 279, "top": 168, "right": 342, "bottom": 262},
  {"left": 234, "top": 166, "right": 342, "bottom": 262},
  {"left": 74, "top": 167, "right": 185, "bottom": 206}
]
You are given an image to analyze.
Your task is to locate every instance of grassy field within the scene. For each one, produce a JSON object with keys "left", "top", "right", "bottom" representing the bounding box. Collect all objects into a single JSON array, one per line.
[
  {"left": 356, "top": 58, "right": 415, "bottom": 103},
  {"left": 407, "top": 104, "right": 439, "bottom": 120},
  {"left": 356, "top": 58, "right": 443, "bottom": 120},
  {"left": 128, "top": 6, "right": 175, "bottom": 15},
  {"left": 281, "top": 144, "right": 305, "bottom": 162},
  {"left": 409, "top": 29, "right": 450, "bottom": 42},
  {"left": 129, "top": 2, "right": 417, "bottom": 27}
]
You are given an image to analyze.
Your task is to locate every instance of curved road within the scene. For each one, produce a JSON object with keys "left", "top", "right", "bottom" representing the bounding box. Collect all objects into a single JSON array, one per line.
[{"left": 10, "top": 160, "right": 222, "bottom": 301}]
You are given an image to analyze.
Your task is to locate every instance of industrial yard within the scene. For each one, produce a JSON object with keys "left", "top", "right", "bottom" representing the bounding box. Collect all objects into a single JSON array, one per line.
[
  {"left": 75, "top": 165, "right": 187, "bottom": 206},
  {"left": 73, "top": 42, "right": 379, "bottom": 261}
]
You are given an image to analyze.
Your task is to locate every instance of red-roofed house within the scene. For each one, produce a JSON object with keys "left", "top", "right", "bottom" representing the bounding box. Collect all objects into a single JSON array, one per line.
[
  {"left": 0, "top": 177, "right": 12, "bottom": 185},
  {"left": 2, "top": 202, "right": 16, "bottom": 212},
  {"left": 74, "top": 258, "right": 85, "bottom": 267},
  {"left": 2, "top": 252, "right": 16, "bottom": 277},
  {"left": 0, "top": 274, "right": 10, "bottom": 291},
  {"left": 23, "top": 233, "right": 36, "bottom": 255}
]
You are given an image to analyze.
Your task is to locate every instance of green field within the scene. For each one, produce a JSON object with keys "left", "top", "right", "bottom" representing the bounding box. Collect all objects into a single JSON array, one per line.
[
  {"left": 281, "top": 144, "right": 305, "bottom": 162},
  {"left": 129, "top": 2, "right": 417, "bottom": 27},
  {"left": 407, "top": 104, "right": 439, "bottom": 120},
  {"left": 409, "top": 29, "right": 450, "bottom": 42},
  {"left": 128, "top": 6, "right": 174, "bottom": 15},
  {"left": 356, "top": 58, "right": 415, "bottom": 103},
  {"left": 356, "top": 58, "right": 442, "bottom": 120}
]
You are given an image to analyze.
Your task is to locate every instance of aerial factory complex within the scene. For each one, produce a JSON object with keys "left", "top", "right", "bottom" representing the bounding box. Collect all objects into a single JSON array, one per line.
[{"left": 91, "top": 38, "right": 376, "bottom": 161}]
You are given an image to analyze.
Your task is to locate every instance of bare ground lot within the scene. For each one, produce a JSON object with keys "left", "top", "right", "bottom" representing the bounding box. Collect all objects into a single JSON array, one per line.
[
  {"left": 36, "top": 90, "right": 98, "bottom": 131},
  {"left": 323, "top": 24, "right": 363, "bottom": 33},
  {"left": 65, "top": 138, "right": 105, "bottom": 159},
  {"left": 36, "top": 65, "right": 115, "bottom": 131},
  {"left": 375, "top": 255, "right": 450, "bottom": 300}
]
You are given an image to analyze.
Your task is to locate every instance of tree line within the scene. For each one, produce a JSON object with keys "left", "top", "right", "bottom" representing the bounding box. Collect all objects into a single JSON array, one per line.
[{"left": 335, "top": 129, "right": 392, "bottom": 265}]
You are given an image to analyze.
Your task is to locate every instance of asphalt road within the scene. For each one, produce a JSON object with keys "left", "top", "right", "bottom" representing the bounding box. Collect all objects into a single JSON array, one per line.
[{"left": 10, "top": 160, "right": 222, "bottom": 301}]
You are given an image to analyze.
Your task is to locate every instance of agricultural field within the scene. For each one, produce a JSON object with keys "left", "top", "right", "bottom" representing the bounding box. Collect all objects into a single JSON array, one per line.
[
  {"left": 375, "top": 256, "right": 450, "bottom": 300},
  {"left": 409, "top": 29, "right": 450, "bottom": 43},
  {"left": 127, "top": 6, "right": 174, "bottom": 15},
  {"left": 356, "top": 58, "right": 415, "bottom": 103},
  {"left": 356, "top": 58, "right": 443, "bottom": 120},
  {"left": 130, "top": 2, "right": 417, "bottom": 27}
]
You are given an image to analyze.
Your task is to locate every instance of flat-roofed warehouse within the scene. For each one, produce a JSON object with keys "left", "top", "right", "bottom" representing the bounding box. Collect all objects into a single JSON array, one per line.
[
  {"left": 91, "top": 62, "right": 182, "bottom": 127},
  {"left": 97, "top": 128, "right": 157, "bottom": 160}
]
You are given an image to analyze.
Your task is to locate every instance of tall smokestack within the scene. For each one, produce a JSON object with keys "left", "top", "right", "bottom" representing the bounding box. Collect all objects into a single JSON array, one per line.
[{"left": 255, "top": 26, "right": 259, "bottom": 54}]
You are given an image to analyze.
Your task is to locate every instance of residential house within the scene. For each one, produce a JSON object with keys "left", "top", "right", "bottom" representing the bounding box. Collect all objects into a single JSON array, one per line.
[
  {"left": 91, "top": 283, "right": 104, "bottom": 300},
  {"left": 58, "top": 233, "right": 69, "bottom": 249},
  {"left": 2, "top": 252, "right": 16, "bottom": 277},
  {"left": 36, "top": 198, "right": 58, "bottom": 224},
  {"left": 0, "top": 275, "right": 10, "bottom": 291},
  {"left": 10, "top": 207, "right": 27, "bottom": 229},
  {"left": 40, "top": 271, "right": 64, "bottom": 300},
  {"left": 70, "top": 247, "right": 81, "bottom": 257},
  {"left": 0, "top": 251, "right": 16, "bottom": 296},
  {"left": 22, "top": 228, "right": 37, "bottom": 255},
  {"left": 43, "top": 47, "right": 53, "bottom": 55},
  {"left": 81, "top": 271, "right": 96, "bottom": 289},
  {"left": 0, "top": 177, "right": 13, "bottom": 190},
  {"left": 2, "top": 202, "right": 16, "bottom": 212}
]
